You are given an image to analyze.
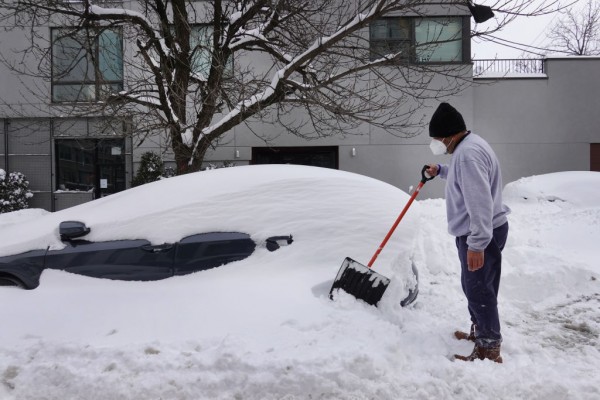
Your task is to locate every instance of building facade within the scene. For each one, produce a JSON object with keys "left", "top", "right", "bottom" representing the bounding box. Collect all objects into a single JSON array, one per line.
[{"left": 1, "top": 2, "right": 599, "bottom": 211}]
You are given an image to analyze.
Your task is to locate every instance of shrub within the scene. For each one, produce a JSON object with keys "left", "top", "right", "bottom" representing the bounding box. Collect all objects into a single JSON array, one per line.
[
  {"left": 0, "top": 169, "right": 34, "bottom": 213},
  {"left": 203, "top": 161, "right": 236, "bottom": 171},
  {"left": 132, "top": 151, "right": 167, "bottom": 187}
]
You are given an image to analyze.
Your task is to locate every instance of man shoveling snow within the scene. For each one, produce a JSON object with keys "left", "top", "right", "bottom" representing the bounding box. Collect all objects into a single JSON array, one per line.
[{"left": 426, "top": 102, "right": 511, "bottom": 363}]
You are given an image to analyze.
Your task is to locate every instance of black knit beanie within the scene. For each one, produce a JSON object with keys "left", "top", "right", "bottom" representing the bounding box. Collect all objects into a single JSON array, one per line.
[{"left": 428, "top": 103, "right": 466, "bottom": 138}]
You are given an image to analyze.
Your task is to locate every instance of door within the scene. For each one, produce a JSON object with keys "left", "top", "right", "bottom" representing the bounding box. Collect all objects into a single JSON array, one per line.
[
  {"left": 55, "top": 138, "right": 126, "bottom": 200},
  {"left": 44, "top": 239, "right": 175, "bottom": 281},
  {"left": 173, "top": 232, "right": 256, "bottom": 276},
  {"left": 96, "top": 139, "right": 126, "bottom": 197},
  {"left": 591, "top": 144, "right": 600, "bottom": 172}
]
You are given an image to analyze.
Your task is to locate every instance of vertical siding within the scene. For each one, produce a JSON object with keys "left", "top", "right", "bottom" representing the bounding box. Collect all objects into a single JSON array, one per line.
[{"left": 6, "top": 119, "right": 53, "bottom": 210}]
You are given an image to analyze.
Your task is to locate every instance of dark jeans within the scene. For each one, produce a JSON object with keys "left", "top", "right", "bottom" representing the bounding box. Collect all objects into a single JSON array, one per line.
[{"left": 456, "top": 222, "right": 509, "bottom": 348}]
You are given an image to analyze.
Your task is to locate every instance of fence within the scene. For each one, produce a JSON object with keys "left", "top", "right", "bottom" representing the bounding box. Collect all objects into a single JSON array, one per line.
[{"left": 473, "top": 59, "right": 545, "bottom": 75}]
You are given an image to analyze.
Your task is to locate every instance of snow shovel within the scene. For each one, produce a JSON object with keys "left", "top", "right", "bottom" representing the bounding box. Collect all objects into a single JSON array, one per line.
[
  {"left": 329, "top": 165, "right": 435, "bottom": 306},
  {"left": 467, "top": 1, "right": 495, "bottom": 24}
]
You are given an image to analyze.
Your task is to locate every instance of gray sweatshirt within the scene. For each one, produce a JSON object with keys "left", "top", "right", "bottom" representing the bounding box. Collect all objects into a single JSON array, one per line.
[{"left": 438, "top": 133, "right": 510, "bottom": 251}]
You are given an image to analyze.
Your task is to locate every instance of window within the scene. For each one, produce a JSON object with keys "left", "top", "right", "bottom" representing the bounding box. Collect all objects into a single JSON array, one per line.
[
  {"left": 415, "top": 18, "right": 463, "bottom": 62},
  {"left": 55, "top": 139, "right": 125, "bottom": 198},
  {"left": 369, "top": 19, "right": 411, "bottom": 62},
  {"left": 189, "top": 25, "right": 233, "bottom": 79},
  {"left": 190, "top": 25, "right": 212, "bottom": 78},
  {"left": 52, "top": 28, "right": 123, "bottom": 102},
  {"left": 370, "top": 17, "right": 466, "bottom": 63}
]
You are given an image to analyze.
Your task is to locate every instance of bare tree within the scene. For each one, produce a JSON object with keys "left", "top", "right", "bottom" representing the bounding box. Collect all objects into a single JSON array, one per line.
[
  {"left": 547, "top": 0, "right": 600, "bottom": 55},
  {"left": 0, "top": 0, "right": 567, "bottom": 173}
]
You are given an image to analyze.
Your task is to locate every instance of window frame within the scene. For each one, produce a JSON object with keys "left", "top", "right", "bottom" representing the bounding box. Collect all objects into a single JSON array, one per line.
[
  {"left": 51, "top": 27, "right": 124, "bottom": 103},
  {"left": 369, "top": 16, "right": 470, "bottom": 65}
]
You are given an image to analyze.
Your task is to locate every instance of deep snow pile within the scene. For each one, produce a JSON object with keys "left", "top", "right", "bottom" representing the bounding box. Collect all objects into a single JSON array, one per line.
[{"left": 0, "top": 168, "right": 598, "bottom": 400}]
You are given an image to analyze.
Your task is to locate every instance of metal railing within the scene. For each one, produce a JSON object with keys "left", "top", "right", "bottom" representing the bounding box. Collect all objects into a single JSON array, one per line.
[{"left": 473, "top": 58, "right": 546, "bottom": 75}]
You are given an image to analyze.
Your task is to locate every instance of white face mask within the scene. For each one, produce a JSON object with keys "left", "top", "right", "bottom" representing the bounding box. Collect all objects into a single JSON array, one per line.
[{"left": 429, "top": 139, "right": 448, "bottom": 155}]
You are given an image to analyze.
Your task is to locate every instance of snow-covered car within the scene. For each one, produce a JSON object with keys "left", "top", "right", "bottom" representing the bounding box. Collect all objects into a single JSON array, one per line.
[{"left": 0, "top": 165, "right": 420, "bottom": 306}]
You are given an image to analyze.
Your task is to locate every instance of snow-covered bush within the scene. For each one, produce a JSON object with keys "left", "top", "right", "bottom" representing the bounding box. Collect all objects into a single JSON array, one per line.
[
  {"left": 203, "top": 161, "right": 236, "bottom": 171},
  {"left": 0, "top": 169, "right": 34, "bottom": 213},
  {"left": 132, "top": 152, "right": 167, "bottom": 187}
]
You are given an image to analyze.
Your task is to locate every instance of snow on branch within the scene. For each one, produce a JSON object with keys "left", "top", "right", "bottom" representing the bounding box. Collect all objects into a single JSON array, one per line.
[{"left": 190, "top": 0, "right": 394, "bottom": 160}]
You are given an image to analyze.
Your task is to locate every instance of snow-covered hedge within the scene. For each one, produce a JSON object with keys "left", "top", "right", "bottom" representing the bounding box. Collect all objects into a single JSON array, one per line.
[
  {"left": 0, "top": 169, "right": 33, "bottom": 213},
  {"left": 204, "top": 161, "right": 236, "bottom": 170},
  {"left": 132, "top": 152, "right": 173, "bottom": 187}
]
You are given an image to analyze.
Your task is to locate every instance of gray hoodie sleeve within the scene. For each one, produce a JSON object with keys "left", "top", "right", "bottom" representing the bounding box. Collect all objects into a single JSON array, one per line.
[{"left": 438, "top": 164, "right": 449, "bottom": 179}]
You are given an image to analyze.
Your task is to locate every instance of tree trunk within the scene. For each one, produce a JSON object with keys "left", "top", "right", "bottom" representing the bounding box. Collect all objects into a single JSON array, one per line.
[{"left": 171, "top": 126, "right": 202, "bottom": 175}]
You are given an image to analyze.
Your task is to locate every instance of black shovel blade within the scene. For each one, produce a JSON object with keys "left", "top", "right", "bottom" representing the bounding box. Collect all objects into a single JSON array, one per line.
[{"left": 329, "top": 257, "right": 390, "bottom": 306}]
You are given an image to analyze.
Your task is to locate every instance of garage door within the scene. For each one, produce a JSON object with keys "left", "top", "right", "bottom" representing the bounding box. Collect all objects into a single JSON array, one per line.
[{"left": 252, "top": 146, "right": 338, "bottom": 169}]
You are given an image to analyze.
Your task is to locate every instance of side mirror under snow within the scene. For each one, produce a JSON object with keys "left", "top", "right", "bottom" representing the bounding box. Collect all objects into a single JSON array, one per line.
[{"left": 59, "top": 221, "right": 91, "bottom": 241}]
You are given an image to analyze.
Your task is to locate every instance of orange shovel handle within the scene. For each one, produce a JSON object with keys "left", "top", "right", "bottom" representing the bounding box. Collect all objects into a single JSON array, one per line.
[{"left": 367, "top": 166, "right": 434, "bottom": 268}]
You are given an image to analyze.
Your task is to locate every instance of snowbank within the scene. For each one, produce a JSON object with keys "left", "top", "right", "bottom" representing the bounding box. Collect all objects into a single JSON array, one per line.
[{"left": 0, "top": 169, "right": 598, "bottom": 400}]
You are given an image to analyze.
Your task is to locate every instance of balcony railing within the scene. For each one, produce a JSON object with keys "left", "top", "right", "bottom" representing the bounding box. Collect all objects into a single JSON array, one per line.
[{"left": 473, "top": 58, "right": 546, "bottom": 76}]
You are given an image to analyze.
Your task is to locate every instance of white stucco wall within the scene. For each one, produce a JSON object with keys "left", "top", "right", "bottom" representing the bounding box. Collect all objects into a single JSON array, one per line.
[{"left": 472, "top": 57, "right": 600, "bottom": 188}]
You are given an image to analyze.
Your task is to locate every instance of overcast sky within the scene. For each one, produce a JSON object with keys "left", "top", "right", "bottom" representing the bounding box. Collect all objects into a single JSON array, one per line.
[
  {"left": 471, "top": 14, "right": 557, "bottom": 59},
  {"left": 470, "top": 0, "right": 582, "bottom": 59}
]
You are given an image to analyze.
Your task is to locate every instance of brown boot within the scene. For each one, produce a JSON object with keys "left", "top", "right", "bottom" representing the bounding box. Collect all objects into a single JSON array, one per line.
[
  {"left": 454, "top": 324, "right": 476, "bottom": 342},
  {"left": 454, "top": 344, "right": 503, "bottom": 363}
]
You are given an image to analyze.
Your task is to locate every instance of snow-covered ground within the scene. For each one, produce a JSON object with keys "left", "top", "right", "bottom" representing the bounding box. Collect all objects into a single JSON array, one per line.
[{"left": 0, "top": 167, "right": 598, "bottom": 400}]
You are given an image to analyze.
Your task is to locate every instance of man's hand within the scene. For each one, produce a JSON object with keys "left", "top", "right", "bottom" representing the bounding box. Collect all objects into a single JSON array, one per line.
[
  {"left": 467, "top": 250, "right": 484, "bottom": 271},
  {"left": 425, "top": 164, "right": 439, "bottom": 177}
]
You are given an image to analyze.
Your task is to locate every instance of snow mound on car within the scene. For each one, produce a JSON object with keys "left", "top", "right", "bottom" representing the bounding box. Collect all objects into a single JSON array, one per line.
[
  {"left": 503, "top": 171, "right": 600, "bottom": 208},
  {"left": 0, "top": 164, "right": 421, "bottom": 288}
]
